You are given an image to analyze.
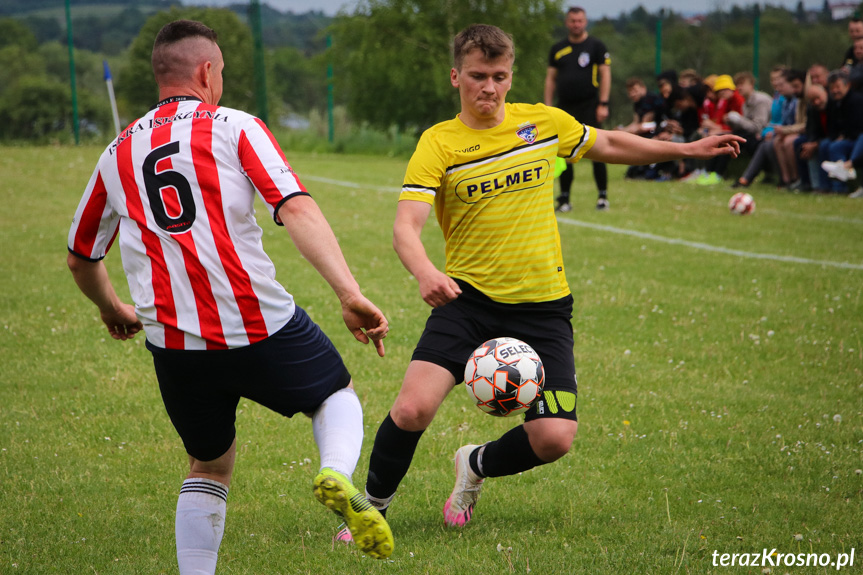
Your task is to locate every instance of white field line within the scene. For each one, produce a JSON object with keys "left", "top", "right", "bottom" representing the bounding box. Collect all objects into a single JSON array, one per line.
[
  {"left": 303, "top": 174, "right": 395, "bottom": 193},
  {"left": 556, "top": 217, "right": 863, "bottom": 271},
  {"left": 300, "top": 174, "right": 863, "bottom": 271},
  {"left": 661, "top": 189, "right": 863, "bottom": 225}
]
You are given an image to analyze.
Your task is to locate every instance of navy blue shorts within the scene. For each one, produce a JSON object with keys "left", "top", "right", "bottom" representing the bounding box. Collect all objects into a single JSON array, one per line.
[
  {"left": 412, "top": 279, "right": 578, "bottom": 422},
  {"left": 148, "top": 306, "right": 351, "bottom": 461}
]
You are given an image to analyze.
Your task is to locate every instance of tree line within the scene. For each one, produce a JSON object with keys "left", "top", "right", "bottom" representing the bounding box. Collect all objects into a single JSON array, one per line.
[{"left": 0, "top": 0, "right": 858, "bottom": 143}]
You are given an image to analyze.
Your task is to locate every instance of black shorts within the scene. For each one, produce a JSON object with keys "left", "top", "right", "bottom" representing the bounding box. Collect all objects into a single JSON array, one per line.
[
  {"left": 562, "top": 100, "right": 602, "bottom": 128},
  {"left": 412, "top": 279, "right": 578, "bottom": 422},
  {"left": 148, "top": 306, "right": 351, "bottom": 461}
]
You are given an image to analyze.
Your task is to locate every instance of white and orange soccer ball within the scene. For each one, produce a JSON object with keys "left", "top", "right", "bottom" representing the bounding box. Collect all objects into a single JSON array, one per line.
[
  {"left": 728, "top": 192, "right": 755, "bottom": 215},
  {"left": 464, "top": 337, "right": 544, "bottom": 417}
]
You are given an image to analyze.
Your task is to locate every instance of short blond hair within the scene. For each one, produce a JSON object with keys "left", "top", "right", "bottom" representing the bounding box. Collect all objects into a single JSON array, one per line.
[{"left": 453, "top": 24, "right": 514, "bottom": 70}]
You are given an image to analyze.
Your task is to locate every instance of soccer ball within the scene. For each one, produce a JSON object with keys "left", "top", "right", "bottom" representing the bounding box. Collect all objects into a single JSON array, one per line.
[
  {"left": 728, "top": 192, "right": 755, "bottom": 215},
  {"left": 464, "top": 337, "right": 545, "bottom": 417}
]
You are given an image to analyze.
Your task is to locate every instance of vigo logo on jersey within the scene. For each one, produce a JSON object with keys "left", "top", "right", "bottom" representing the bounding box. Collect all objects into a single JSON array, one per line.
[{"left": 454, "top": 159, "right": 550, "bottom": 204}]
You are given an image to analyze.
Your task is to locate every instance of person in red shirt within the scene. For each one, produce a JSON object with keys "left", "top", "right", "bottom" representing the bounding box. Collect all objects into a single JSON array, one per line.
[
  {"left": 694, "top": 75, "right": 745, "bottom": 183},
  {"left": 701, "top": 75, "right": 745, "bottom": 134}
]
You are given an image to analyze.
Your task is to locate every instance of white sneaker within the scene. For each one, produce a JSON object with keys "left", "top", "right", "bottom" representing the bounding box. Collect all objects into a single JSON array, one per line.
[
  {"left": 849, "top": 187, "right": 863, "bottom": 198},
  {"left": 680, "top": 169, "right": 705, "bottom": 183},
  {"left": 821, "top": 161, "right": 839, "bottom": 177},
  {"left": 442, "top": 445, "right": 484, "bottom": 527},
  {"left": 821, "top": 161, "right": 856, "bottom": 182},
  {"left": 555, "top": 202, "right": 572, "bottom": 213}
]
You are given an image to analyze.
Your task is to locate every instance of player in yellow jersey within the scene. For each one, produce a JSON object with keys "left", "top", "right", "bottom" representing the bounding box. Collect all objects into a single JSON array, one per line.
[{"left": 336, "top": 24, "right": 743, "bottom": 540}]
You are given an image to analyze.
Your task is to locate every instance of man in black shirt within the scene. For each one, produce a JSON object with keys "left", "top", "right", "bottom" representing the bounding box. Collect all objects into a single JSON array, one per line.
[
  {"left": 819, "top": 69, "right": 863, "bottom": 193},
  {"left": 842, "top": 17, "right": 863, "bottom": 67},
  {"left": 545, "top": 6, "right": 611, "bottom": 211}
]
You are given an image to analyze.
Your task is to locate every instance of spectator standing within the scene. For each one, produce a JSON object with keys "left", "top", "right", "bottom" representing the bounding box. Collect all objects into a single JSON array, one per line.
[
  {"left": 545, "top": 6, "right": 612, "bottom": 211},
  {"left": 842, "top": 17, "right": 863, "bottom": 67}
]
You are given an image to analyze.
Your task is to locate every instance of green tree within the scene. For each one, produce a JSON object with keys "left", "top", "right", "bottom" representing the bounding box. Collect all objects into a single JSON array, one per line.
[
  {"left": 118, "top": 7, "right": 255, "bottom": 121},
  {"left": 0, "top": 75, "right": 107, "bottom": 141},
  {"left": 0, "top": 17, "right": 38, "bottom": 50},
  {"left": 329, "top": 0, "right": 563, "bottom": 132},
  {"left": 795, "top": 1, "right": 808, "bottom": 22},
  {"left": 820, "top": 0, "right": 833, "bottom": 23},
  {"left": 269, "top": 46, "right": 327, "bottom": 113}
]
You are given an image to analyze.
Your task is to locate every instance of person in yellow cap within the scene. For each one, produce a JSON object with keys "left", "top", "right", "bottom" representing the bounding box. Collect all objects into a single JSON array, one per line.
[{"left": 691, "top": 74, "right": 746, "bottom": 184}]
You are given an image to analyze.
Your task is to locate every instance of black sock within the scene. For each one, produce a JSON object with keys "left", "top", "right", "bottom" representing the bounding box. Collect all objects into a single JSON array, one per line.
[
  {"left": 594, "top": 161, "right": 608, "bottom": 193},
  {"left": 471, "top": 425, "right": 545, "bottom": 478},
  {"left": 365, "top": 413, "right": 425, "bottom": 500},
  {"left": 558, "top": 164, "right": 574, "bottom": 203}
]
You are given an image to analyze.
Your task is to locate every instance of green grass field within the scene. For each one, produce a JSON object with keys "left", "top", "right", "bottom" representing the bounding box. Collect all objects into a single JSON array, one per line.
[{"left": 1, "top": 145, "right": 861, "bottom": 574}]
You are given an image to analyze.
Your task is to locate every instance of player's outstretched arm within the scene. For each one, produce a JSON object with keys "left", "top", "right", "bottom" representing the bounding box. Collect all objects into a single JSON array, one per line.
[
  {"left": 67, "top": 253, "right": 143, "bottom": 341},
  {"left": 278, "top": 195, "right": 388, "bottom": 356},
  {"left": 584, "top": 129, "right": 745, "bottom": 165},
  {"left": 393, "top": 200, "right": 461, "bottom": 308}
]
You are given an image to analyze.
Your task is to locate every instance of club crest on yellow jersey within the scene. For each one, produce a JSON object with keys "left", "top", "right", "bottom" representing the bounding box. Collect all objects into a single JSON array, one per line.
[{"left": 516, "top": 123, "right": 538, "bottom": 144}]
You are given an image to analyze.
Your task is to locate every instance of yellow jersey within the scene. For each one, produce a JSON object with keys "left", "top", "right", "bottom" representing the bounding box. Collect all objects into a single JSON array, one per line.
[{"left": 399, "top": 102, "right": 596, "bottom": 304}]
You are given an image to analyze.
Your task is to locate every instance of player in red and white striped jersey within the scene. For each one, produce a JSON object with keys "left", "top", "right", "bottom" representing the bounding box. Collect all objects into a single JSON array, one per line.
[{"left": 67, "top": 20, "right": 394, "bottom": 571}]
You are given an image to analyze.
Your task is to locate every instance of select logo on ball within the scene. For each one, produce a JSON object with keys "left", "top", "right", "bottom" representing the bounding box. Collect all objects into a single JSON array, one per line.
[{"left": 464, "top": 337, "right": 545, "bottom": 417}]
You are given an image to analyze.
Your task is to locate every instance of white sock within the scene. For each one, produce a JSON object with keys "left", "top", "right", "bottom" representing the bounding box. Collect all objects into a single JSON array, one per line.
[
  {"left": 365, "top": 489, "right": 395, "bottom": 511},
  {"left": 312, "top": 387, "right": 363, "bottom": 479},
  {"left": 176, "top": 478, "right": 228, "bottom": 575}
]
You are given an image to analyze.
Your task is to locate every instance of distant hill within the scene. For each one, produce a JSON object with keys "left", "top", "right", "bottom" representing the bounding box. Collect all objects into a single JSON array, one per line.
[
  {"left": 5, "top": 0, "right": 332, "bottom": 53},
  {"left": 0, "top": 0, "right": 175, "bottom": 16}
]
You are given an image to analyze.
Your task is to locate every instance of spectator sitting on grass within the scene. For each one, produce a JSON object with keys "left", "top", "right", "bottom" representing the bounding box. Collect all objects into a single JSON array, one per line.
[
  {"left": 619, "top": 77, "right": 667, "bottom": 179},
  {"left": 774, "top": 69, "right": 807, "bottom": 189},
  {"left": 725, "top": 71, "right": 773, "bottom": 144},
  {"left": 619, "top": 77, "right": 665, "bottom": 137},
  {"left": 793, "top": 83, "right": 829, "bottom": 192},
  {"left": 819, "top": 69, "right": 863, "bottom": 195},
  {"left": 691, "top": 75, "right": 745, "bottom": 185},
  {"left": 655, "top": 70, "right": 700, "bottom": 178},
  {"left": 808, "top": 63, "right": 829, "bottom": 89},
  {"left": 732, "top": 66, "right": 790, "bottom": 188}
]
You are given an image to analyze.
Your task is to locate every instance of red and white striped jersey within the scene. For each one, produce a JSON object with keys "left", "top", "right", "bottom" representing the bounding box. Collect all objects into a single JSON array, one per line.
[{"left": 68, "top": 97, "right": 307, "bottom": 350}]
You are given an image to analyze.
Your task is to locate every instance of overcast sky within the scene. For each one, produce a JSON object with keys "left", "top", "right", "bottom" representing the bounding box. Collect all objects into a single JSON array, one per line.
[{"left": 202, "top": 0, "right": 818, "bottom": 19}]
